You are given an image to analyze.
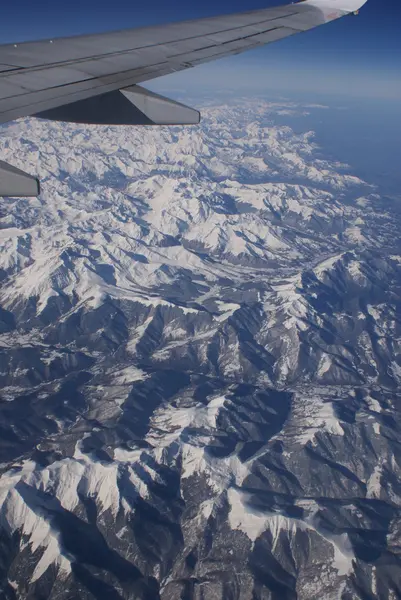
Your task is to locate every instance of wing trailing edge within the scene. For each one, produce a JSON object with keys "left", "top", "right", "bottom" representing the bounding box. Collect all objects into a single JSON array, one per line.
[{"left": 34, "top": 85, "right": 200, "bottom": 126}]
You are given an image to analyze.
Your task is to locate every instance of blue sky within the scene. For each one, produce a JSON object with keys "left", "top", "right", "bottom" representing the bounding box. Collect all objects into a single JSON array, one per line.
[{"left": 1, "top": 0, "right": 400, "bottom": 99}]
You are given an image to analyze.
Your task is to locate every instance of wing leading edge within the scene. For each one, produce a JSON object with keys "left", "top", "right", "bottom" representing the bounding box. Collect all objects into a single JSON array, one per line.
[{"left": 0, "top": 0, "right": 367, "bottom": 196}]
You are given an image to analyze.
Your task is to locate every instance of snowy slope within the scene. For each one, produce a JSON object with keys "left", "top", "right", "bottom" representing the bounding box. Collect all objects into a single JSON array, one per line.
[{"left": 0, "top": 98, "right": 400, "bottom": 600}]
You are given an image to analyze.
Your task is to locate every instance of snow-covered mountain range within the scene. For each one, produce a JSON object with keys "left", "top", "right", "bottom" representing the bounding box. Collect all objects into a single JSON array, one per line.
[{"left": 0, "top": 98, "right": 400, "bottom": 599}]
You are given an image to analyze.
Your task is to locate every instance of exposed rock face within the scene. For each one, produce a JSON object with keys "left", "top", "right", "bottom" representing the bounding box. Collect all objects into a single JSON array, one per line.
[{"left": 0, "top": 99, "right": 400, "bottom": 599}]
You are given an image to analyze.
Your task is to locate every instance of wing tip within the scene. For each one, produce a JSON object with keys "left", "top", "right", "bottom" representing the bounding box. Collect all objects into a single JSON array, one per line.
[{"left": 304, "top": 0, "right": 368, "bottom": 13}]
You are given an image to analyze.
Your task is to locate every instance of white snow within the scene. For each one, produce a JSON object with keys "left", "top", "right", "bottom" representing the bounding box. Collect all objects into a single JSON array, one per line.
[
  {"left": 292, "top": 395, "right": 344, "bottom": 446},
  {"left": 366, "top": 464, "right": 382, "bottom": 499},
  {"left": 367, "top": 305, "right": 381, "bottom": 321},
  {"left": 73, "top": 448, "right": 120, "bottom": 517},
  {"left": 330, "top": 534, "right": 354, "bottom": 576},
  {"left": 0, "top": 98, "right": 386, "bottom": 588},
  {"left": 372, "top": 567, "right": 378, "bottom": 596},
  {"left": 317, "top": 354, "right": 332, "bottom": 377},
  {"left": 0, "top": 461, "right": 72, "bottom": 582},
  {"left": 345, "top": 227, "right": 366, "bottom": 243},
  {"left": 391, "top": 362, "right": 401, "bottom": 382},
  {"left": 314, "top": 254, "right": 343, "bottom": 277},
  {"left": 31, "top": 533, "right": 71, "bottom": 582},
  {"left": 366, "top": 395, "right": 382, "bottom": 413},
  {"left": 0, "top": 97, "right": 369, "bottom": 327},
  {"left": 110, "top": 366, "right": 148, "bottom": 385},
  {"left": 228, "top": 487, "right": 278, "bottom": 542},
  {"left": 214, "top": 301, "right": 241, "bottom": 321},
  {"left": 228, "top": 488, "right": 354, "bottom": 576}
]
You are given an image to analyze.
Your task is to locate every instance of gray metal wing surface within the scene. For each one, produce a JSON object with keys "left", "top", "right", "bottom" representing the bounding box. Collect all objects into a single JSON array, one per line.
[{"left": 0, "top": 0, "right": 367, "bottom": 195}]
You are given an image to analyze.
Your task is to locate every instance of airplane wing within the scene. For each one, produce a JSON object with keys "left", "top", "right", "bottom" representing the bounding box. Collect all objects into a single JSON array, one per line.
[{"left": 0, "top": 0, "right": 367, "bottom": 196}]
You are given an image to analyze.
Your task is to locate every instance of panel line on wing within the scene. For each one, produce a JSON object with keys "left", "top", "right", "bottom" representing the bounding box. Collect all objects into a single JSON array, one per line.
[
  {"left": 0, "top": 65, "right": 23, "bottom": 73},
  {"left": 166, "top": 25, "right": 303, "bottom": 61},
  {"left": 166, "top": 26, "right": 280, "bottom": 59}
]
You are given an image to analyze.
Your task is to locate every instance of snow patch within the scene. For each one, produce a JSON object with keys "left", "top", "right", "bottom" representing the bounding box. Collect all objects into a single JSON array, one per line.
[
  {"left": 366, "top": 464, "right": 382, "bottom": 499},
  {"left": 293, "top": 395, "right": 344, "bottom": 446},
  {"left": 317, "top": 354, "right": 332, "bottom": 377}
]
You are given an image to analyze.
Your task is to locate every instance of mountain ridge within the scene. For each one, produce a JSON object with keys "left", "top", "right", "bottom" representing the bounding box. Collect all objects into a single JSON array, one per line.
[{"left": 0, "top": 98, "right": 400, "bottom": 599}]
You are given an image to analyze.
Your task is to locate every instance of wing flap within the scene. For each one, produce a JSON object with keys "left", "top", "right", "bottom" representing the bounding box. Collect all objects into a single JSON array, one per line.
[
  {"left": 0, "top": 160, "right": 40, "bottom": 197},
  {"left": 34, "top": 84, "right": 200, "bottom": 126},
  {"left": 122, "top": 86, "right": 200, "bottom": 125}
]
